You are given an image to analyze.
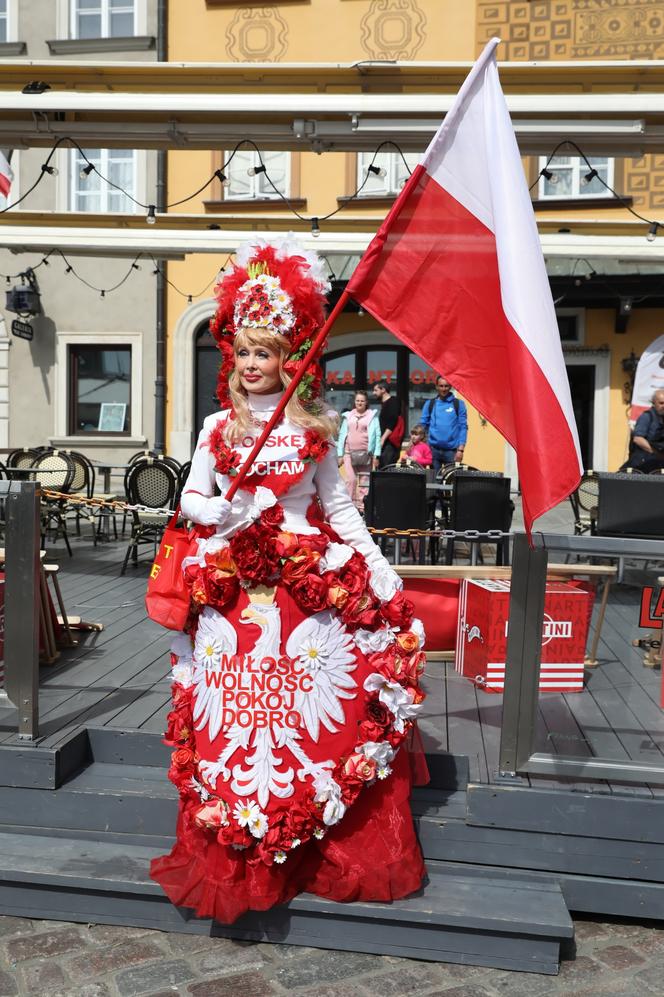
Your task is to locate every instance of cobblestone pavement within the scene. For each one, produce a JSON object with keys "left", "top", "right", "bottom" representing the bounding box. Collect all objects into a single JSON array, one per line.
[{"left": 0, "top": 913, "right": 663, "bottom": 997}]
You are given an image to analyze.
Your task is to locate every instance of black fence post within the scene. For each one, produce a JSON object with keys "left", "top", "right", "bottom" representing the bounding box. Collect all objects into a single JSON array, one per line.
[{"left": 4, "top": 481, "right": 40, "bottom": 739}]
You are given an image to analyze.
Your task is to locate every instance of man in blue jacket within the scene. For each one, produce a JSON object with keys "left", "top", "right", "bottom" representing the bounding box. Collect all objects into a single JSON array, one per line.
[{"left": 421, "top": 376, "right": 468, "bottom": 474}]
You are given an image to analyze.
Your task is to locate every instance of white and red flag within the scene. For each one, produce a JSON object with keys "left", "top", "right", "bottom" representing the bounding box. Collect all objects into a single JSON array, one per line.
[
  {"left": 347, "top": 37, "right": 582, "bottom": 535},
  {"left": 0, "top": 150, "right": 13, "bottom": 199}
]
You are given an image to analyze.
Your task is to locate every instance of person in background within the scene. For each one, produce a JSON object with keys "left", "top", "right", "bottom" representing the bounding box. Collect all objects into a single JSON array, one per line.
[
  {"left": 403, "top": 424, "right": 433, "bottom": 467},
  {"left": 372, "top": 379, "right": 403, "bottom": 467},
  {"left": 337, "top": 389, "right": 380, "bottom": 508},
  {"left": 421, "top": 375, "right": 468, "bottom": 474},
  {"left": 622, "top": 389, "right": 664, "bottom": 471}
]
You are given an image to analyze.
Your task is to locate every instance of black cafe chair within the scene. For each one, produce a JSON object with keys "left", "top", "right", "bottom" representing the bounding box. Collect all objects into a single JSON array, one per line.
[
  {"left": 121, "top": 458, "right": 178, "bottom": 574},
  {"left": 445, "top": 471, "right": 513, "bottom": 565},
  {"left": 366, "top": 468, "right": 428, "bottom": 564}
]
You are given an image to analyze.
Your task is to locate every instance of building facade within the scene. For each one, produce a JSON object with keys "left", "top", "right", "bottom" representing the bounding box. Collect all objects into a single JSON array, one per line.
[
  {"left": 161, "top": 1, "right": 664, "bottom": 480},
  {"left": 0, "top": 0, "right": 160, "bottom": 463}
]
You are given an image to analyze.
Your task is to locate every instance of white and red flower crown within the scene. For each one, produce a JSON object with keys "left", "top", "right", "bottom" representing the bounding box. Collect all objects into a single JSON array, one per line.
[{"left": 211, "top": 236, "right": 331, "bottom": 408}]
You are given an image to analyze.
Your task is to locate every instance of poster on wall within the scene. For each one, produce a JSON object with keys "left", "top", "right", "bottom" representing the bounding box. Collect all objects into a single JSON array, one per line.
[
  {"left": 98, "top": 402, "right": 127, "bottom": 432},
  {"left": 630, "top": 334, "right": 664, "bottom": 423}
]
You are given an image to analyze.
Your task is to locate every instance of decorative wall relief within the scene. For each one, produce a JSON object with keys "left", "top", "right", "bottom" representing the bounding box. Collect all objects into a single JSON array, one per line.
[
  {"left": 477, "top": 0, "right": 664, "bottom": 61},
  {"left": 226, "top": 6, "right": 288, "bottom": 62},
  {"left": 360, "top": 0, "right": 426, "bottom": 61}
]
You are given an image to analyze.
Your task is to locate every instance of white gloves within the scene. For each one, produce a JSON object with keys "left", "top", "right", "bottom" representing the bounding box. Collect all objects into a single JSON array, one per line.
[{"left": 180, "top": 492, "right": 232, "bottom": 527}]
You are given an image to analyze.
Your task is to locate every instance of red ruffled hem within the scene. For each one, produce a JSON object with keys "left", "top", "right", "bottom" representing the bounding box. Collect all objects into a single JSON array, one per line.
[{"left": 151, "top": 750, "right": 425, "bottom": 924}]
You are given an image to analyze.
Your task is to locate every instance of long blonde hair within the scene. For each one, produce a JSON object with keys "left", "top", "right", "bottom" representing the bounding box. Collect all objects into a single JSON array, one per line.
[{"left": 224, "top": 327, "right": 337, "bottom": 444}]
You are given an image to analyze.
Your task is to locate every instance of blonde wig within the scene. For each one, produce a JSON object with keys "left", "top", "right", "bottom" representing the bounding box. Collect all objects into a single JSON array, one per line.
[{"left": 224, "top": 327, "right": 337, "bottom": 444}]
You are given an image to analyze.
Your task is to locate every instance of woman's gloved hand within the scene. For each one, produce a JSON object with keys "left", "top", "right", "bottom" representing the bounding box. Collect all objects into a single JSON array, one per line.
[{"left": 180, "top": 492, "right": 232, "bottom": 526}]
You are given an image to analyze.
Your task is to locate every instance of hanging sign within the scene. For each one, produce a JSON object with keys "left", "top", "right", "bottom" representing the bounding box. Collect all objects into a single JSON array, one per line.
[
  {"left": 11, "top": 318, "right": 33, "bottom": 341},
  {"left": 630, "top": 333, "right": 664, "bottom": 422}
]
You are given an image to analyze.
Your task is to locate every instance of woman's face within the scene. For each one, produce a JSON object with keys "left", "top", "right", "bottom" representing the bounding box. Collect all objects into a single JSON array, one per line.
[
  {"left": 235, "top": 342, "right": 282, "bottom": 395},
  {"left": 355, "top": 393, "right": 368, "bottom": 413}
]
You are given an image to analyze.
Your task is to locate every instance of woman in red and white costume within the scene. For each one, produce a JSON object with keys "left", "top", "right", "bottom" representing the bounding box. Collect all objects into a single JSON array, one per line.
[{"left": 151, "top": 238, "right": 426, "bottom": 924}]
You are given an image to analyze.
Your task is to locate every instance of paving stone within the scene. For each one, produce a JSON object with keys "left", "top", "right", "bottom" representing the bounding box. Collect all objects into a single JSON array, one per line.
[
  {"left": 6, "top": 926, "right": 88, "bottom": 963},
  {"left": 51, "top": 985, "right": 112, "bottom": 997},
  {"left": 423, "top": 986, "right": 495, "bottom": 997},
  {"left": 572, "top": 920, "right": 612, "bottom": 942},
  {"left": 188, "top": 971, "right": 276, "bottom": 996},
  {"left": 557, "top": 955, "right": 603, "bottom": 981},
  {"left": 85, "top": 923, "right": 155, "bottom": 946},
  {"left": 487, "top": 969, "right": 558, "bottom": 996},
  {"left": 634, "top": 962, "right": 664, "bottom": 992},
  {"left": 0, "top": 969, "right": 18, "bottom": 997},
  {"left": 295, "top": 986, "right": 372, "bottom": 997},
  {"left": 20, "top": 959, "right": 67, "bottom": 993},
  {"left": 363, "top": 965, "right": 446, "bottom": 995},
  {"left": 272, "top": 949, "right": 378, "bottom": 990},
  {"left": 197, "top": 942, "right": 264, "bottom": 976},
  {"left": 630, "top": 929, "right": 664, "bottom": 956},
  {"left": 0, "top": 918, "right": 33, "bottom": 940},
  {"left": 595, "top": 943, "right": 645, "bottom": 969},
  {"left": 115, "top": 958, "right": 196, "bottom": 996},
  {"left": 68, "top": 938, "right": 164, "bottom": 980}
]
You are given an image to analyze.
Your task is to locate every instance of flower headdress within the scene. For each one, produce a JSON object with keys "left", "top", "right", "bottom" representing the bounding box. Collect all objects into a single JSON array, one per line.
[{"left": 210, "top": 236, "right": 331, "bottom": 409}]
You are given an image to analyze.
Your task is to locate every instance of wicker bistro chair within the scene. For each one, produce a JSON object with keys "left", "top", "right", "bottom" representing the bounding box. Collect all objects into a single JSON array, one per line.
[
  {"left": 6, "top": 448, "right": 41, "bottom": 471},
  {"left": 30, "top": 450, "right": 76, "bottom": 556},
  {"left": 176, "top": 460, "right": 192, "bottom": 507},
  {"left": 570, "top": 470, "right": 599, "bottom": 537},
  {"left": 445, "top": 471, "right": 513, "bottom": 566},
  {"left": 59, "top": 449, "right": 99, "bottom": 544},
  {"left": 121, "top": 458, "right": 178, "bottom": 575}
]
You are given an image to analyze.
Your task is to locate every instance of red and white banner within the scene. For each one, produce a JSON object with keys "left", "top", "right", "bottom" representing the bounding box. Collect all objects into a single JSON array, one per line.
[
  {"left": 347, "top": 37, "right": 582, "bottom": 535},
  {"left": 0, "top": 150, "right": 13, "bottom": 200}
]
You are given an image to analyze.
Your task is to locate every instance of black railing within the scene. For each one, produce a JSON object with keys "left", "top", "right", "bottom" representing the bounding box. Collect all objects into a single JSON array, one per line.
[{"left": 0, "top": 480, "right": 41, "bottom": 739}]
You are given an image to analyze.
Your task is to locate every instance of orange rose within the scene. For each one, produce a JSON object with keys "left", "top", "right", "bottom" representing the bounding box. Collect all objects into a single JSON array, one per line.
[
  {"left": 207, "top": 547, "right": 237, "bottom": 576},
  {"left": 396, "top": 631, "right": 419, "bottom": 653},
  {"left": 275, "top": 531, "right": 298, "bottom": 557},
  {"left": 343, "top": 753, "right": 377, "bottom": 784},
  {"left": 327, "top": 583, "right": 350, "bottom": 609}
]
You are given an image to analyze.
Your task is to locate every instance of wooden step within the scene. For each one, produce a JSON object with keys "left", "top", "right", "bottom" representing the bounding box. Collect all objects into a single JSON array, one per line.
[{"left": 0, "top": 830, "right": 572, "bottom": 974}]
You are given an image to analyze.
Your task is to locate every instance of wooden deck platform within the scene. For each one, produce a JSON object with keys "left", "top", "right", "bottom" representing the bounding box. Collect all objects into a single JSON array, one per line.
[
  {"left": 3, "top": 534, "right": 662, "bottom": 798},
  {"left": 1, "top": 531, "right": 664, "bottom": 963}
]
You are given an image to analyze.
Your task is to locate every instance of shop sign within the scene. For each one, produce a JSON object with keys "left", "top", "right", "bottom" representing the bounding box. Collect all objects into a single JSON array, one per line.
[{"left": 11, "top": 319, "right": 33, "bottom": 341}]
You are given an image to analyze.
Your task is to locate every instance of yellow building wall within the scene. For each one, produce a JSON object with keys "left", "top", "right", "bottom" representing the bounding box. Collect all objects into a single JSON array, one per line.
[{"left": 166, "top": 0, "right": 663, "bottom": 485}]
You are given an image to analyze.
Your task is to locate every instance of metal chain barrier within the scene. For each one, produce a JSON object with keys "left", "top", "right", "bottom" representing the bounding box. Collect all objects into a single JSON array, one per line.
[
  {"left": 42, "top": 489, "right": 177, "bottom": 517},
  {"left": 368, "top": 527, "right": 512, "bottom": 540}
]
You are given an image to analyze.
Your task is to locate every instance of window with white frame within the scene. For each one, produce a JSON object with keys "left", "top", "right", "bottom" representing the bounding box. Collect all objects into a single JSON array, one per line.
[
  {"left": 69, "top": 344, "right": 131, "bottom": 435},
  {"left": 225, "top": 150, "right": 289, "bottom": 200},
  {"left": 0, "top": 0, "right": 8, "bottom": 43},
  {"left": 69, "top": 148, "right": 138, "bottom": 213},
  {"left": 357, "top": 150, "right": 419, "bottom": 197},
  {"left": 71, "top": 0, "right": 135, "bottom": 38},
  {"left": 538, "top": 155, "right": 614, "bottom": 199}
]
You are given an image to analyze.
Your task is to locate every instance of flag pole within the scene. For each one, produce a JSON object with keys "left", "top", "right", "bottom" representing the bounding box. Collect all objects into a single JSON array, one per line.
[{"left": 224, "top": 287, "right": 351, "bottom": 501}]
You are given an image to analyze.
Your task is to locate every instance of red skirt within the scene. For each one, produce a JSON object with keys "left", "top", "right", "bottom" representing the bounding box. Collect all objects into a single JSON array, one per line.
[
  {"left": 150, "top": 745, "right": 425, "bottom": 924},
  {"left": 151, "top": 539, "right": 427, "bottom": 925}
]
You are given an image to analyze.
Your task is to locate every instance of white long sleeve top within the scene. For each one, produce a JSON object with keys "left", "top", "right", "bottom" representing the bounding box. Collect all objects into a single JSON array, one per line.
[{"left": 180, "top": 391, "right": 401, "bottom": 601}]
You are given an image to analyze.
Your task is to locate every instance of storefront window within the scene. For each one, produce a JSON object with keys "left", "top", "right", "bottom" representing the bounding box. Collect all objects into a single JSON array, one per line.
[
  {"left": 408, "top": 354, "right": 439, "bottom": 428},
  {"left": 69, "top": 344, "right": 131, "bottom": 434},
  {"left": 323, "top": 351, "right": 356, "bottom": 415}
]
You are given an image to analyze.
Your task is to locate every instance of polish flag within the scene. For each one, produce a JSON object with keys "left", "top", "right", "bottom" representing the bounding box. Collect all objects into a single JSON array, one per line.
[
  {"left": 347, "top": 37, "right": 582, "bottom": 535},
  {"left": 0, "top": 150, "right": 13, "bottom": 199}
]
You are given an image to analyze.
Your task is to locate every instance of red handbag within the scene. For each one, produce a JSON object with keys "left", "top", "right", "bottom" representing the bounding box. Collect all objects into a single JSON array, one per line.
[
  {"left": 388, "top": 414, "right": 405, "bottom": 448},
  {"left": 145, "top": 509, "right": 198, "bottom": 631}
]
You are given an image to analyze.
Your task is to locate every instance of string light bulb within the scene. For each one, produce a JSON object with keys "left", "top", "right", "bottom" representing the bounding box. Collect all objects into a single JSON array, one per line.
[
  {"left": 214, "top": 169, "right": 230, "bottom": 188},
  {"left": 647, "top": 221, "right": 660, "bottom": 243},
  {"left": 187, "top": 295, "right": 193, "bottom": 304},
  {"left": 541, "top": 168, "right": 559, "bottom": 185},
  {"left": 79, "top": 162, "right": 94, "bottom": 180},
  {"left": 311, "top": 217, "right": 321, "bottom": 238},
  {"left": 146, "top": 204, "right": 156, "bottom": 225},
  {"left": 368, "top": 164, "right": 387, "bottom": 178},
  {"left": 247, "top": 163, "right": 267, "bottom": 177},
  {"left": 41, "top": 163, "right": 58, "bottom": 176},
  {"left": 581, "top": 168, "right": 598, "bottom": 186}
]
